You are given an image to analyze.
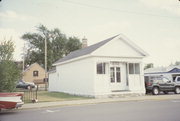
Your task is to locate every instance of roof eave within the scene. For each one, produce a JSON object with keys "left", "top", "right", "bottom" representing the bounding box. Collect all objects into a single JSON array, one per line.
[
  {"left": 119, "top": 35, "right": 149, "bottom": 57},
  {"left": 53, "top": 54, "right": 92, "bottom": 66}
]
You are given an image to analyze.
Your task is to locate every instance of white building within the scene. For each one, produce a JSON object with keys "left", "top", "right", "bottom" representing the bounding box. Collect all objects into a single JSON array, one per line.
[
  {"left": 144, "top": 65, "right": 180, "bottom": 81},
  {"left": 49, "top": 34, "right": 148, "bottom": 97}
]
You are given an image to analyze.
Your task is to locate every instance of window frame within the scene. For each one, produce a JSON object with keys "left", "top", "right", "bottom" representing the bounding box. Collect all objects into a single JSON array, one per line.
[
  {"left": 97, "top": 62, "right": 106, "bottom": 74},
  {"left": 128, "top": 63, "right": 140, "bottom": 75},
  {"left": 116, "top": 67, "right": 121, "bottom": 83},
  {"left": 33, "top": 70, "right": 39, "bottom": 77}
]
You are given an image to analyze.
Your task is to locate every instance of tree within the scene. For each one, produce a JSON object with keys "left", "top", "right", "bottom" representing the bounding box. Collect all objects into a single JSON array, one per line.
[
  {"left": 0, "top": 40, "right": 14, "bottom": 60},
  {"left": 65, "top": 37, "right": 82, "bottom": 55},
  {"left": 22, "top": 24, "right": 82, "bottom": 70},
  {"left": 169, "top": 61, "right": 180, "bottom": 66},
  {"left": 174, "top": 61, "right": 180, "bottom": 66},
  {"left": 144, "top": 63, "right": 154, "bottom": 70},
  {"left": 0, "top": 40, "right": 20, "bottom": 92}
]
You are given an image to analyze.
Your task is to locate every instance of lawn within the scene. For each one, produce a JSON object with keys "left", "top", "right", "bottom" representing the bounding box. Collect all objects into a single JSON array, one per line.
[{"left": 23, "top": 91, "right": 91, "bottom": 103}]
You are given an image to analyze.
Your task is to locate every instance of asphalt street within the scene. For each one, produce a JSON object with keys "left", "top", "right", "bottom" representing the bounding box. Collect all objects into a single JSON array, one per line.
[{"left": 1, "top": 99, "right": 180, "bottom": 121}]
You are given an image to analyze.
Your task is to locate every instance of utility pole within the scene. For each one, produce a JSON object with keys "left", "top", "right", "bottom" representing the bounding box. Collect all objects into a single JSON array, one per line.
[
  {"left": 44, "top": 37, "right": 48, "bottom": 91},
  {"left": 22, "top": 42, "right": 25, "bottom": 72},
  {"left": 45, "top": 37, "right": 47, "bottom": 75},
  {"left": 22, "top": 47, "right": 25, "bottom": 71}
]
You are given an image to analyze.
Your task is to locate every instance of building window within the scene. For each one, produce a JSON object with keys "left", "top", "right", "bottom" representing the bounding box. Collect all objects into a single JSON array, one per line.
[
  {"left": 135, "top": 63, "right": 140, "bottom": 74},
  {"left": 33, "top": 71, "right": 39, "bottom": 77},
  {"left": 116, "top": 67, "right": 121, "bottom": 82},
  {"left": 129, "top": 63, "right": 134, "bottom": 74},
  {"left": 110, "top": 67, "right": 115, "bottom": 82},
  {"left": 129, "top": 63, "right": 140, "bottom": 74},
  {"left": 97, "top": 63, "right": 106, "bottom": 74},
  {"left": 177, "top": 77, "right": 180, "bottom": 82},
  {"left": 126, "top": 63, "right": 129, "bottom": 86}
]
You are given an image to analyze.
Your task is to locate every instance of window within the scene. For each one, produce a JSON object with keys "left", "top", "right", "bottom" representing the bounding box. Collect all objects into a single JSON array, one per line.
[
  {"left": 162, "top": 77, "right": 170, "bottom": 83},
  {"left": 97, "top": 63, "right": 106, "bottom": 74},
  {"left": 33, "top": 71, "right": 39, "bottom": 77},
  {"left": 177, "top": 77, "right": 180, "bottom": 82},
  {"left": 116, "top": 67, "right": 121, "bottom": 82},
  {"left": 129, "top": 63, "right": 140, "bottom": 74},
  {"left": 135, "top": 63, "right": 140, "bottom": 74},
  {"left": 129, "top": 63, "right": 134, "bottom": 74},
  {"left": 126, "top": 63, "right": 129, "bottom": 86},
  {"left": 110, "top": 67, "right": 115, "bottom": 82}
]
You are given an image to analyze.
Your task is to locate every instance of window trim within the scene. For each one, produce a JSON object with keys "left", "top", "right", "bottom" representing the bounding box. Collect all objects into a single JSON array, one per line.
[
  {"left": 33, "top": 70, "right": 39, "bottom": 77},
  {"left": 97, "top": 62, "right": 106, "bottom": 74},
  {"left": 128, "top": 63, "right": 140, "bottom": 75}
]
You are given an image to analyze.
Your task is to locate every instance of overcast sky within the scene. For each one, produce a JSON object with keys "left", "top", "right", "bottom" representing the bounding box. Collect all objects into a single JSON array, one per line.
[{"left": 0, "top": 0, "right": 180, "bottom": 67}]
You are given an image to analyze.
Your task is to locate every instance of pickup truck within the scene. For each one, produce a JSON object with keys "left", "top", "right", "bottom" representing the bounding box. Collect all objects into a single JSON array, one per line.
[{"left": 145, "top": 76, "right": 180, "bottom": 95}]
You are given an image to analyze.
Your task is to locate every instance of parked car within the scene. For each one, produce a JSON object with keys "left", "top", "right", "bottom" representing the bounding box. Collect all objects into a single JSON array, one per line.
[
  {"left": 145, "top": 76, "right": 180, "bottom": 95},
  {"left": 16, "top": 80, "right": 36, "bottom": 89},
  {"left": 0, "top": 93, "right": 24, "bottom": 111},
  {"left": 173, "top": 76, "right": 180, "bottom": 83}
]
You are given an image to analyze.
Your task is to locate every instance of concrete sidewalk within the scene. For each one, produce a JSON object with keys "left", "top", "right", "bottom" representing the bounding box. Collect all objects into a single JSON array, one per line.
[{"left": 21, "top": 94, "right": 180, "bottom": 110}]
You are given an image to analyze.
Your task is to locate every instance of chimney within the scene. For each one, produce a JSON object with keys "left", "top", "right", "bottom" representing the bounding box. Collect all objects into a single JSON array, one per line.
[{"left": 82, "top": 36, "right": 88, "bottom": 48}]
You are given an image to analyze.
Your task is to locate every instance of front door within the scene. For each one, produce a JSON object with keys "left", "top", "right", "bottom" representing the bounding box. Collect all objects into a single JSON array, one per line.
[{"left": 110, "top": 64, "right": 127, "bottom": 91}]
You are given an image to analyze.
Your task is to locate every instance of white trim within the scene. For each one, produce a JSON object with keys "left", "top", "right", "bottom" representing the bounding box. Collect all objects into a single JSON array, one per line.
[
  {"left": 53, "top": 55, "right": 143, "bottom": 66},
  {"left": 53, "top": 54, "right": 91, "bottom": 66},
  {"left": 92, "top": 34, "right": 148, "bottom": 57},
  {"left": 53, "top": 34, "right": 148, "bottom": 66},
  {"left": 118, "top": 34, "right": 149, "bottom": 56}
]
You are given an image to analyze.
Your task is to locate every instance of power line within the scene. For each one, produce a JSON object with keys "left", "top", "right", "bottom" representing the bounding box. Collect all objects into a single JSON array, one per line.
[{"left": 61, "top": 0, "right": 180, "bottom": 19}]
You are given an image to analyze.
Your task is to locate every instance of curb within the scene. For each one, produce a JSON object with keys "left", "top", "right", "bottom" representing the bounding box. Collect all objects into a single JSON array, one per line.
[{"left": 21, "top": 95, "right": 180, "bottom": 110}]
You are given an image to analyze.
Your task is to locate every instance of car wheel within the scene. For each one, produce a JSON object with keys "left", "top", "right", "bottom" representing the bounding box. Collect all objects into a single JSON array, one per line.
[
  {"left": 152, "top": 87, "right": 159, "bottom": 95},
  {"left": 163, "top": 91, "right": 168, "bottom": 94},
  {"left": 27, "top": 85, "right": 31, "bottom": 90},
  {"left": 175, "top": 87, "right": 180, "bottom": 94}
]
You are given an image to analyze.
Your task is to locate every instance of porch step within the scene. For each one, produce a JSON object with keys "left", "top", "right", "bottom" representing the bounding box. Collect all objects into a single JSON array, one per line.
[{"left": 108, "top": 93, "right": 144, "bottom": 98}]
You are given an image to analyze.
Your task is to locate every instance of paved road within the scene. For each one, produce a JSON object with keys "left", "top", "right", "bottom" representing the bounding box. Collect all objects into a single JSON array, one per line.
[{"left": 1, "top": 99, "right": 180, "bottom": 121}]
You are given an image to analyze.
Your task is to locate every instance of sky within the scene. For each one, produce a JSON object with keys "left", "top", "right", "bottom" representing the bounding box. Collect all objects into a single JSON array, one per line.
[{"left": 0, "top": 0, "right": 180, "bottom": 67}]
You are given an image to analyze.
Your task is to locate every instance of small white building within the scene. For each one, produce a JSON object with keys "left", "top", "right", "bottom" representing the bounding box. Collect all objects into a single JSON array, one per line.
[
  {"left": 49, "top": 34, "right": 148, "bottom": 97},
  {"left": 144, "top": 65, "right": 180, "bottom": 81}
]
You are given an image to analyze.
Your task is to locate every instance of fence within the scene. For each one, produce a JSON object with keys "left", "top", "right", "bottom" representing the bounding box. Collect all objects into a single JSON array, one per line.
[{"left": 21, "top": 87, "right": 38, "bottom": 103}]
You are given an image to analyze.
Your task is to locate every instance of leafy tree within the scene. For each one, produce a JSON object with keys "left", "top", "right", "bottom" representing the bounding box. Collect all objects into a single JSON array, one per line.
[
  {"left": 169, "top": 61, "right": 180, "bottom": 66},
  {"left": 22, "top": 24, "right": 82, "bottom": 70},
  {"left": 144, "top": 63, "right": 154, "bottom": 70},
  {"left": 174, "top": 61, "right": 180, "bottom": 66},
  {"left": 0, "top": 40, "right": 20, "bottom": 92},
  {"left": 0, "top": 40, "right": 14, "bottom": 60}
]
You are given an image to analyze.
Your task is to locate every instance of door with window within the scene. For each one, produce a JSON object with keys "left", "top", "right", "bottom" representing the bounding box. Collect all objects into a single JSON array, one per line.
[{"left": 110, "top": 64, "right": 127, "bottom": 91}]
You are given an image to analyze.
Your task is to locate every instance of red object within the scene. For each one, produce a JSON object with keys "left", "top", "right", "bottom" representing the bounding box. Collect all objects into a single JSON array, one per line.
[
  {"left": 0, "top": 101, "right": 17, "bottom": 109},
  {"left": 0, "top": 93, "right": 24, "bottom": 110},
  {"left": 146, "top": 82, "right": 152, "bottom": 86},
  {"left": 0, "top": 93, "right": 23, "bottom": 97}
]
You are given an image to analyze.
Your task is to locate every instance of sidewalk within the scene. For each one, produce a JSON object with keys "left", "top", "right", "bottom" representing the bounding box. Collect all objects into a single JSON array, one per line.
[{"left": 21, "top": 94, "right": 180, "bottom": 110}]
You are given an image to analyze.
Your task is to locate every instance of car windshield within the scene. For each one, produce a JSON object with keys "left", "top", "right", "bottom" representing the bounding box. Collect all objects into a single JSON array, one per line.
[
  {"left": 18, "top": 81, "right": 26, "bottom": 84},
  {"left": 162, "top": 77, "right": 170, "bottom": 83}
]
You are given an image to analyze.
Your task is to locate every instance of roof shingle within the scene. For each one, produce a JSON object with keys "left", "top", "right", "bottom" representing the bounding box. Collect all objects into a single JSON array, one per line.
[{"left": 54, "top": 34, "right": 119, "bottom": 64}]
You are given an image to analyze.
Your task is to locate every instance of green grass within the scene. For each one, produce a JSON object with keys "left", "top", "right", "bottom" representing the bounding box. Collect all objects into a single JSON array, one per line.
[{"left": 23, "top": 91, "right": 92, "bottom": 103}]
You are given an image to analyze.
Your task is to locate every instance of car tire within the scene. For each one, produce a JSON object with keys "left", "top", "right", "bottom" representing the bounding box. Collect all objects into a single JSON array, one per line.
[
  {"left": 27, "top": 85, "right": 31, "bottom": 90},
  {"left": 175, "top": 87, "right": 180, "bottom": 94},
  {"left": 152, "top": 87, "right": 159, "bottom": 95}
]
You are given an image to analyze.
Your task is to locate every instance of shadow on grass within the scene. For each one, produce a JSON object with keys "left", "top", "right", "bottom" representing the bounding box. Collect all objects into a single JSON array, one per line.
[{"left": 38, "top": 91, "right": 90, "bottom": 99}]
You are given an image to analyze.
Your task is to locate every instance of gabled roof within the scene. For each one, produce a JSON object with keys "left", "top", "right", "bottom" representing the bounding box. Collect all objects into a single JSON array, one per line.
[
  {"left": 53, "top": 35, "right": 119, "bottom": 65},
  {"left": 53, "top": 34, "right": 148, "bottom": 65},
  {"left": 23, "top": 62, "right": 44, "bottom": 73},
  {"left": 144, "top": 65, "right": 180, "bottom": 74}
]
